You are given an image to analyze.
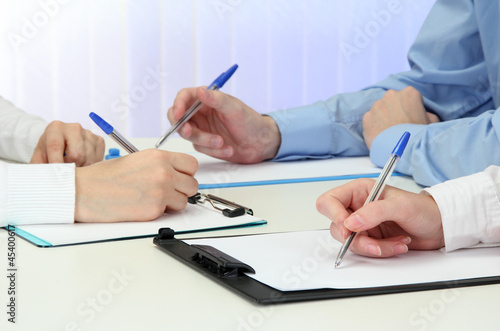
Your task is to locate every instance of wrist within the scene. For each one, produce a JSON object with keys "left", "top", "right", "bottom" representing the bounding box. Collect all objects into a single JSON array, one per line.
[
  {"left": 74, "top": 166, "right": 102, "bottom": 222},
  {"left": 260, "top": 115, "right": 281, "bottom": 161}
]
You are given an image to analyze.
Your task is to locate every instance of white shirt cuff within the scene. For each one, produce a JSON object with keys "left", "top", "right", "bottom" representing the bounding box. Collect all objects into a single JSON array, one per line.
[
  {"left": 423, "top": 168, "right": 500, "bottom": 251},
  {"left": 1, "top": 162, "right": 75, "bottom": 226}
]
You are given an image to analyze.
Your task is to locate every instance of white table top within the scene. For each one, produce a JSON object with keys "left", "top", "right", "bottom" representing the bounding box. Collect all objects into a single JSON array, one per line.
[{"left": 1, "top": 138, "right": 499, "bottom": 331}]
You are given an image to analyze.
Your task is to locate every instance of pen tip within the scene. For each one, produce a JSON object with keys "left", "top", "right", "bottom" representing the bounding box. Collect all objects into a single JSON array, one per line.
[{"left": 334, "top": 261, "right": 340, "bottom": 269}]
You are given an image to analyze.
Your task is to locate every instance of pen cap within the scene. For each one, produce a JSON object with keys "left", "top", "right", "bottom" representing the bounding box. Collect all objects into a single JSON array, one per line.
[
  {"left": 391, "top": 131, "right": 411, "bottom": 158},
  {"left": 89, "top": 112, "right": 114, "bottom": 134},
  {"left": 211, "top": 64, "right": 238, "bottom": 88}
]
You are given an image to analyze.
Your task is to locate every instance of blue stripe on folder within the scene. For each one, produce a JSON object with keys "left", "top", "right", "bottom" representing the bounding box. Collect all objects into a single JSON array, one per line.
[
  {"left": 6, "top": 226, "right": 53, "bottom": 247},
  {"left": 199, "top": 172, "right": 404, "bottom": 189}
]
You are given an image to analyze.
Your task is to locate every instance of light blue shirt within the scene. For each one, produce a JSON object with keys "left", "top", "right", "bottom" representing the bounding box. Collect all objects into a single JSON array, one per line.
[{"left": 268, "top": 0, "right": 500, "bottom": 187}]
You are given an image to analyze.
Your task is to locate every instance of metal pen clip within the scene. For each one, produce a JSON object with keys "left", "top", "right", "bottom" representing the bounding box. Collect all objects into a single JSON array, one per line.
[{"left": 188, "top": 193, "right": 253, "bottom": 217}]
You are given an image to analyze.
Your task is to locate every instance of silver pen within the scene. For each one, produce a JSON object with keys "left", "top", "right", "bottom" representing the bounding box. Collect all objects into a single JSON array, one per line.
[
  {"left": 334, "top": 131, "right": 410, "bottom": 268},
  {"left": 155, "top": 64, "right": 238, "bottom": 149}
]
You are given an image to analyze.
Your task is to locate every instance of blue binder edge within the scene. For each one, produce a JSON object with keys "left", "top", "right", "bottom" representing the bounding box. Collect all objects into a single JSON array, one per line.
[
  {"left": 5, "top": 226, "right": 52, "bottom": 247},
  {"left": 3, "top": 220, "right": 267, "bottom": 248}
]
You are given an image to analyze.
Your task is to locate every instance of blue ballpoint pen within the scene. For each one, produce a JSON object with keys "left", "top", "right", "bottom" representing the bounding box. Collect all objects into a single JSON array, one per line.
[
  {"left": 334, "top": 131, "right": 411, "bottom": 268},
  {"left": 155, "top": 64, "right": 239, "bottom": 148},
  {"left": 89, "top": 112, "right": 139, "bottom": 154}
]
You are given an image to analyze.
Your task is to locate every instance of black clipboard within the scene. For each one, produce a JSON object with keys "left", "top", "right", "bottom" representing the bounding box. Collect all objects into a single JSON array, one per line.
[{"left": 153, "top": 228, "right": 500, "bottom": 305}]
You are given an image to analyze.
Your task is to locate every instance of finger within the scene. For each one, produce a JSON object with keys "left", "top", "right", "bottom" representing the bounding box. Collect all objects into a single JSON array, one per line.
[
  {"left": 94, "top": 135, "right": 105, "bottom": 163},
  {"left": 168, "top": 152, "right": 199, "bottom": 176},
  {"left": 316, "top": 179, "right": 375, "bottom": 222},
  {"left": 81, "top": 131, "right": 105, "bottom": 165},
  {"left": 316, "top": 190, "right": 351, "bottom": 226},
  {"left": 343, "top": 192, "right": 406, "bottom": 233},
  {"left": 329, "top": 221, "right": 349, "bottom": 243},
  {"left": 171, "top": 88, "right": 202, "bottom": 123},
  {"left": 349, "top": 234, "right": 411, "bottom": 258},
  {"left": 174, "top": 174, "right": 199, "bottom": 198},
  {"left": 164, "top": 191, "right": 190, "bottom": 212},
  {"left": 30, "top": 147, "right": 48, "bottom": 164},
  {"left": 167, "top": 106, "right": 176, "bottom": 124},
  {"left": 196, "top": 87, "right": 242, "bottom": 117},
  {"left": 44, "top": 131, "right": 66, "bottom": 164},
  {"left": 181, "top": 122, "right": 225, "bottom": 150},
  {"left": 426, "top": 112, "right": 440, "bottom": 123},
  {"left": 57, "top": 123, "right": 88, "bottom": 166},
  {"left": 193, "top": 144, "right": 234, "bottom": 160}
]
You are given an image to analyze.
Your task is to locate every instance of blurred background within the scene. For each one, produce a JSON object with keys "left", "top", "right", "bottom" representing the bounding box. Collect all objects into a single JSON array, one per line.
[{"left": 0, "top": 0, "right": 435, "bottom": 139}]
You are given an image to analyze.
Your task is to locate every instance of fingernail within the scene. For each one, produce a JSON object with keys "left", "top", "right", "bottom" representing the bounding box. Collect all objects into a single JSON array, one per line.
[
  {"left": 401, "top": 236, "right": 412, "bottom": 245},
  {"left": 338, "top": 225, "right": 347, "bottom": 240},
  {"left": 345, "top": 214, "right": 364, "bottom": 230},
  {"left": 222, "top": 146, "right": 233, "bottom": 157},
  {"left": 366, "top": 244, "right": 382, "bottom": 256},
  {"left": 210, "top": 137, "right": 222, "bottom": 148},
  {"left": 204, "top": 89, "right": 212, "bottom": 99},
  {"left": 180, "top": 125, "right": 189, "bottom": 137},
  {"left": 393, "top": 243, "right": 408, "bottom": 255}
]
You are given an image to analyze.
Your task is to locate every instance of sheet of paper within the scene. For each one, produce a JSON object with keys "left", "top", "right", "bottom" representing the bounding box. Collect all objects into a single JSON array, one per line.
[
  {"left": 193, "top": 154, "right": 383, "bottom": 188},
  {"left": 187, "top": 230, "right": 500, "bottom": 290},
  {"left": 11, "top": 204, "right": 265, "bottom": 247}
]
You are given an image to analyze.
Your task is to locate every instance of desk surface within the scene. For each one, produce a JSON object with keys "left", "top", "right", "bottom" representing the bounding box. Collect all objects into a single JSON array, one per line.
[{"left": 1, "top": 138, "right": 499, "bottom": 331}]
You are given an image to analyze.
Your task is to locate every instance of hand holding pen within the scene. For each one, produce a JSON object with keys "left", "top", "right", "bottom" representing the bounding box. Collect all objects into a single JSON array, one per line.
[
  {"left": 88, "top": 112, "right": 199, "bottom": 215},
  {"left": 166, "top": 68, "right": 282, "bottom": 164},
  {"left": 314, "top": 132, "right": 445, "bottom": 267},
  {"left": 156, "top": 64, "right": 239, "bottom": 148},
  {"left": 333, "top": 132, "right": 410, "bottom": 268}
]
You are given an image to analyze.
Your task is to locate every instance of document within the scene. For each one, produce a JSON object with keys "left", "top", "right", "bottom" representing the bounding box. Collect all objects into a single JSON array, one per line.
[
  {"left": 193, "top": 154, "right": 385, "bottom": 189},
  {"left": 186, "top": 230, "right": 500, "bottom": 291},
  {"left": 10, "top": 204, "right": 265, "bottom": 247}
]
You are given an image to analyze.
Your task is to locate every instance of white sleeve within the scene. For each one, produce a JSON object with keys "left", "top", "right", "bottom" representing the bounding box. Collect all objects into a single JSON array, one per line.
[
  {"left": 0, "top": 162, "right": 75, "bottom": 226},
  {"left": 0, "top": 96, "right": 47, "bottom": 163},
  {"left": 423, "top": 165, "right": 500, "bottom": 251}
]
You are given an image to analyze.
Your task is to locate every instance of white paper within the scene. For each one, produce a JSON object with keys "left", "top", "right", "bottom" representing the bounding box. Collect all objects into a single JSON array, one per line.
[
  {"left": 193, "top": 154, "right": 382, "bottom": 187},
  {"left": 12, "top": 204, "right": 264, "bottom": 247},
  {"left": 187, "top": 230, "right": 500, "bottom": 290}
]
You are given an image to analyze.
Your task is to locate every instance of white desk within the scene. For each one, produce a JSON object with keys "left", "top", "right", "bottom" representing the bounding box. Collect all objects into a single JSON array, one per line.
[{"left": 1, "top": 139, "right": 499, "bottom": 331}]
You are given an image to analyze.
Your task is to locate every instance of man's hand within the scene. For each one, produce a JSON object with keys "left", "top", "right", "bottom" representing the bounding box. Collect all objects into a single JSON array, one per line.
[
  {"left": 167, "top": 87, "right": 281, "bottom": 164},
  {"left": 74, "top": 149, "right": 198, "bottom": 223},
  {"left": 31, "top": 121, "right": 105, "bottom": 166},
  {"left": 316, "top": 178, "right": 445, "bottom": 258},
  {"left": 363, "top": 86, "right": 439, "bottom": 149}
]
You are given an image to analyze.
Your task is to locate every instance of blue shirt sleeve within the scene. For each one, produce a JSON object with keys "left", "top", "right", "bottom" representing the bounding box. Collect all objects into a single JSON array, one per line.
[
  {"left": 371, "top": 109, "right": 500, "bottom": 186},
  {"left": 268, "top": 89, "right": 385, "bottom": 160},
  {"left": 267, "top": 0, "right": 500, "bottom": 186}
]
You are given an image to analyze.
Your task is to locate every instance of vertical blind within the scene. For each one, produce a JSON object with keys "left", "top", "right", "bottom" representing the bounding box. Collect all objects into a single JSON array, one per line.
[{"left": 0, "top": 0, "right": 435, "bottom": 138}]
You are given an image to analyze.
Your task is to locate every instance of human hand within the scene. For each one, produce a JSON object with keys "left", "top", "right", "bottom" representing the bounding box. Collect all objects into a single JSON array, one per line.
[
  {"left": 316, "top": 178, "right": 445, "bottom": 258},
  {"left": 74, "top": 149, "right": 199, "bottom": 223},
  {"left": 30, "top": 120, "right": 105, "bottom": 166},
  {"left": 167, "top": 87, "right": 281, "bottom": 163},
  {"left": 362, "top": 86, "right": 440, "bottom": 149}
]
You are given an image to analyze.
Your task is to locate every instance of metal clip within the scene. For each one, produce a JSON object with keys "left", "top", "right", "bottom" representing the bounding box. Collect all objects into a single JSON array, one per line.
[{"left": 188, "top": 193, "right": 253, "bottom": 217}]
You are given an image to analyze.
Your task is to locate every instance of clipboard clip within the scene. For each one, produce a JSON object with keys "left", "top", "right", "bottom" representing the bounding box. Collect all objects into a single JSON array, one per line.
[
  {"left": 188, "top": 193, "right": 253, "bottom": 217},
  {"left": 155, "top": 228, "right": 255, "bottom": 278}
]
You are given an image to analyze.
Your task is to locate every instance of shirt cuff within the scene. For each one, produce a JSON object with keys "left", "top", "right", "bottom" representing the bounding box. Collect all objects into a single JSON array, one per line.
[
  {"left": 423, "top": 171, "right": 500, "bottom": 251},
  {"left": 369, "top": 123, "right": 426, "bottom": 175},
  {"left": 2, "top": 163, "right": 75, "bottom": 226},
  {"left": 267, "top": 101, "right": 333, "bottom": 160}
]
